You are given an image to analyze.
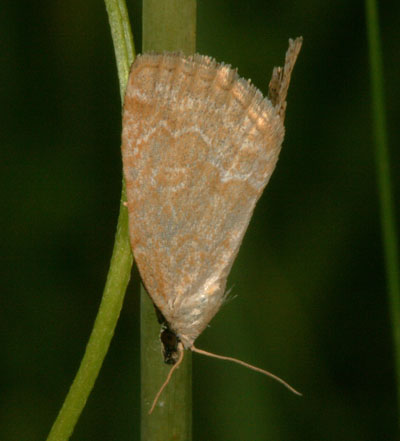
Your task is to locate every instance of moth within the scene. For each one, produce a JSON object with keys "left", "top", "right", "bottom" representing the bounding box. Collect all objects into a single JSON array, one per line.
[{"left": 122, "top": 37, "right": 302, "bottom": 412}]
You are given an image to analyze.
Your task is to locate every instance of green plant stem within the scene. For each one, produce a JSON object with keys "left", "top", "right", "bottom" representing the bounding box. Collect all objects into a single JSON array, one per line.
[
  {"left": 365, "top": 0, "right": 400, "bottom": 422},
  {"left": 141, "top": 291, "right": 193, "bottom": 440},
  {"left": 105, "top": 0, "right": 135, "bottom": 99},
  {"left": 46, "top": 1, "right": 135, "bottom": 440},
  {"left": 140, "top": 1, "right": 196, "bottom": 440},
  {"left": 143, "top": 0, "right": 196, "bottom": 54}
]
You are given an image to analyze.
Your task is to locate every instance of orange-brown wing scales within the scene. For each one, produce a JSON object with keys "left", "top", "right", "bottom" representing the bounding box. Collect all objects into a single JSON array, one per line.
[{"left": 122, "top": 51, "right": 289, "bottom": 347}]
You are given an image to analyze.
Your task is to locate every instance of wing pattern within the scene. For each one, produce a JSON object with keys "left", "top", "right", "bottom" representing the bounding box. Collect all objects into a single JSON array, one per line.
[{"left": 122, "top": 40, "right": 301, "bottom": 347}]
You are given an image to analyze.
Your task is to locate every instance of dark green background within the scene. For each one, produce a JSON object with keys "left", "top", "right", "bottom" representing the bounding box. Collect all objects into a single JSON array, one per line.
[{"left": 2, "top": 1, "right": 400, "bottom": 440}]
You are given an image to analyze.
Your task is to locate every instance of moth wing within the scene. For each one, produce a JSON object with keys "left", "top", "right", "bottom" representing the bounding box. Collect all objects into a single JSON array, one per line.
[{"left": 122, "top": 44, "right": 300, "bottom": 346}]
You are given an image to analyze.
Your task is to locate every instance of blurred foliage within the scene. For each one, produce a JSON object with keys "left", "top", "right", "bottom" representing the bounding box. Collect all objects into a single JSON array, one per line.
[{"left": 1, "top": 1, "right": 399, "bottom": 440}]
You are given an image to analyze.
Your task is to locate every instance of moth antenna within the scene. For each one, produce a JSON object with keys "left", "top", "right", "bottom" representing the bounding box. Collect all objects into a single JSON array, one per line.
[
  {"left": 190, "top": 344, "right": 302, "bottom": 396},
  {"left": 148, "top": 342, "right": 185, "bottom": 414}
]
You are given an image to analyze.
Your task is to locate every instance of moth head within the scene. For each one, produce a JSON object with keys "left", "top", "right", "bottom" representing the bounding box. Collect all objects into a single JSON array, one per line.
[{"left": 160, "top": 326, "right": 181, "bottom": 365}]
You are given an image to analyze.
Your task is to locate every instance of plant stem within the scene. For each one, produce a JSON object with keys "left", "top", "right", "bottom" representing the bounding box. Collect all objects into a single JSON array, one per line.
[
  {"left": 140, "top": 1, "right": 196, "bottom": 440},
  {"left": 365, "top": 0, "right": 400, "bottom": 424},
  {"left": 143, "top": 0, "right": 196, "bottom": 54},
  {"left": 46, "top": 1, "right": 135, "bottom": 440},
  {"left": 47, "top": 191, "right": 133, "bottom": 441},
  {"left": 141, "top": 291, "right": 193, "bottom": 440},
  {"left": 105, "top": 0, "right": 135, "bottom": 99}
]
